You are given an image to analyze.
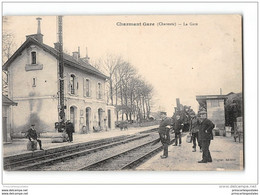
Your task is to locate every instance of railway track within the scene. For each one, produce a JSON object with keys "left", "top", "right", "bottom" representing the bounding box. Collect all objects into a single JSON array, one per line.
[
  {"left": 77, "top": 136, "right": 178, "bottom": 171},
  {"left": 4, "top": 133, "right": 150, "bottom": 171},
  {"left": 5, "top": 129, "right": 186, "bottom": 171}
]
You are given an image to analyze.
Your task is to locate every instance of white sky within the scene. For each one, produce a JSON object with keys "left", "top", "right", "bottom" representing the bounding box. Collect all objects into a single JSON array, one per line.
[{"left": 3, "top": 15, "right": 242, "bottom": 115}]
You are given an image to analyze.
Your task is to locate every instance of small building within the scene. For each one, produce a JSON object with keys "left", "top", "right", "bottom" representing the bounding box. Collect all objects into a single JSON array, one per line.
[
  {"left": 2, "top": 95, "right": 17, "bottom": 142},
  {"left": 2, "top": 18, "right": 115, "bottom": 135},
  {"left": 196, "top": 95, "right": 227, "bottom": 130}
]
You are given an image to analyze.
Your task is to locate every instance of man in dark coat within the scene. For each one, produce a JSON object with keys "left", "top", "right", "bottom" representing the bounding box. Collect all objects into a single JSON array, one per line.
[
  {"left": 189, "top": 113, "right": 201, "bottom": 152},
  {"left": 65, "top": 120, "right": 75, "bottom": 143},
  {"left": 172, "top": 114, "right": 184, "bottom": 146},
  {"left": 26, "top": 124, "right": 44, "bottom": 150},
  {"left": 197, "top": 111, "right": 215, "bottom": 163},
  {"left": 158, "top": 112, "right": 172, "bottom": 159}
]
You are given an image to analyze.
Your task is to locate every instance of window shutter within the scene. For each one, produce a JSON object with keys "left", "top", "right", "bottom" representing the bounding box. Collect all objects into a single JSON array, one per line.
[
  {"left": 102, "top": 83, "right": 104, "bottom": 100},
  {"left": 96, "top": 82, "right": 98, "bottom": 99},
  {"left": 89, "top": 80, "right": 92, "bottom": 97},
  {"left": 83, "top": 78, "right": 86, "bottom": 97},
  {"left": 67, "top": 73, "right": 71, "bottom": 94},
  {"left": 76, "top": 76, "right": 79, "bottom": 95},
  {"left": 100, "top": 83, "right": 104, "bottom": 99}
]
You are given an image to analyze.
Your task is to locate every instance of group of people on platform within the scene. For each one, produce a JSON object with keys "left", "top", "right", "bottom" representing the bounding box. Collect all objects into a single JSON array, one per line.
[
  {"left": 25, "top": 110, "right": 214, "bottom": 164},
  {"left": 158, "top": 110, "right": 215, "bottom": 163},
  {"left": 26, "top": 120, "right": 75, "bottom": 151}
]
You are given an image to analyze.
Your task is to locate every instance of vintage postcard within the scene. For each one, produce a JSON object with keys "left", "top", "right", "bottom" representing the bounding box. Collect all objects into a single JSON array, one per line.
[{"left": 2, "top": 15, "right": 243, "bottom": 173}]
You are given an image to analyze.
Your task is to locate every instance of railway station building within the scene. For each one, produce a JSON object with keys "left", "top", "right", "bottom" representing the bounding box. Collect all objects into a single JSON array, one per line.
[
  {"left": 2, "top": 95, "right": 17, "bottom": 142},
  {"left": 2, "top": 19, "right": 116, "bottom": 136},
  {"left": 196, "top": 94, "right": 227, "bottom": 130}
]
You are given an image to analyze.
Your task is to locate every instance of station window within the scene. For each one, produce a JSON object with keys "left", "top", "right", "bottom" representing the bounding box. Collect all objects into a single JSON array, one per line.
[
  {"left": 97, "top": 82, "right": 102, "bottom": 99},
  {"left": 31, "top": 52, "right": 36, "bottom": 64},
  {"left": 70, "top": 74, "right": 76, "bottom": 94},
  {"left": 86, "top": 79, "right": 90, "bottom": 97},
  {"left": 32, "top": 77, "right": 36, "bottom": 87}
]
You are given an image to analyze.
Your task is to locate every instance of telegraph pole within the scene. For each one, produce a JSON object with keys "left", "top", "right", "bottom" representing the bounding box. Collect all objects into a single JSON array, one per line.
[
  {"left": 58, "top": 16, "right": 65, "bottom": 129},
  {"left": 176, "top": 98, "right": 180, "bottom": 111}
]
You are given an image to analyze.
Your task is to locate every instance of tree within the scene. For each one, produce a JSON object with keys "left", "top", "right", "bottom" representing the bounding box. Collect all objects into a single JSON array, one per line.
[
  {"left": 102, "top": 54, "right": 123, "bottom": 106},
  {"left": 115, "top": 61, "right": 135, "bottom": 120},
  {"left": 91, "top": 54, "right": 126, "bottom": 106},
  {"left": 2, "top": 31, "right": 16, "bottom": 64},
  {"left": 91, "top": 54, "right": 154, "bottom": 123},
  {"left": 89, "top": 58, "right": 102, "bottom": 72},
  {"left": 2, "top": 30, "right": 16, "bottom": 96},
  {"left": 129, "top": 77, "right": 153, "bottom": 122},
  {"left": 225, "top": 92, "right": 243, "bottom": 129}
]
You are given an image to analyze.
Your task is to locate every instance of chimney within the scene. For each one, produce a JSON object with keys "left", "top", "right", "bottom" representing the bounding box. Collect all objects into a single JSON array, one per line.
[
  {"left": 84, "top": 47, "right": 90, "bottom": 63},
  {"left": 37, "top": 17, "right": 42, "bottom": 34},
  {"left": 80, "top": 47, "right": 90, "bottom": 64},
  {"left": 78, "top": 47, "right": 80, "bottom": 58},
  {"left": 35, "top": 17, "right": 43, "bottom": 43},
  {"left": 72, "top": 52, "right": 79, "bottom": 61},
  {"left": 220, "top": 88, "right": 222, "bottom": 95},
  {"left": 86, "top": 47, "right": 88, "bottom": 58},
  {"left": 26, "top": 17, "right": 43, "bottom": 43},
  {"left": 176, "top": 98, "right": 180, "bottom": 110}
]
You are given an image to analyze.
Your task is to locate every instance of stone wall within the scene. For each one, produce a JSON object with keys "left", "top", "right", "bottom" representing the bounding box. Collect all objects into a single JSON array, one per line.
[{"left": 206, "top": 99, "right": 225, "bottom": 130}]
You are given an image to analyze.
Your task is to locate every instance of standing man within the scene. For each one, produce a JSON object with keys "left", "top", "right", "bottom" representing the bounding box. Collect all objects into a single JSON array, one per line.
[
  {"left": 197, "top": 110, "right": 215, "bottom": 163},
  {"left": 189, "top": 113, "right": 201, "bottom": 152},
  {"left": 65, "top": 120, "right": 75, "bottom": 143},
  {"left": 158, "top": 112, "right": 172, "bottom": 159},
  {"left": 172, "top": 114, "right": 183, "bottom": 146},
  {"left": 26, "top": 124, "right": 44, "bottom": 150},
  {"left": 183, "top": 106, "right": 191, "bottom": 132}
]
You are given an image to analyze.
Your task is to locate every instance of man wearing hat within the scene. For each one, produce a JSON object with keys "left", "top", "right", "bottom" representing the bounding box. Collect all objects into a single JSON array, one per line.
[
  {"left": 26, "top": 124, "right": 44, "bottom": 150},
  {"left": 197, "top": 110, "right": 215, "bottom": 163},
  {"left": 172, "top": 113, "right": 184, "bottom": 146},
  {"left": 65, "top": 120, "right": 75, "bottom": 143},
  {"left": 189, "top": 113, "right": 201, "bottom": 152},
  {"left": 158, "top": 112, "right": 172, "bottom": 159}
]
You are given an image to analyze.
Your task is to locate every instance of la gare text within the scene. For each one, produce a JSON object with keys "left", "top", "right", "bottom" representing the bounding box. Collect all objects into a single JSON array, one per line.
[{"left": 116, "top": 22, "right": 199, "bottom": 27}]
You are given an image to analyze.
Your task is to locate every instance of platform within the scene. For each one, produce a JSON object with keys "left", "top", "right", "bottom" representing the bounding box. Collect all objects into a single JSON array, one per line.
[
  {"left": 3, "top": 125, "right": 158, "bottom": 159},
  {"left": 136, "top": 134, "right": 244, "bottom": 171},
  {"left": 3, "top": 126, "right": 243, "bottom": 171}
]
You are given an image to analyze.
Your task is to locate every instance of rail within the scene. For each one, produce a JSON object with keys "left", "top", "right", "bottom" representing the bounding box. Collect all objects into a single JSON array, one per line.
[{"left": 5, "top": 134, "right": 149, "bottom": 171}]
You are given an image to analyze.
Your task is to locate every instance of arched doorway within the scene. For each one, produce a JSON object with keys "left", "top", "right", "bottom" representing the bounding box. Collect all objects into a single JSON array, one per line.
[
  {"left": 98, "top": 108, "right": 103, "bottom": 128},
  {"left": 108, "top": 109, "right": 111, "bottom": 129},
  {"left": 86, "top": 107, "right": 91, "bottom": 131},
  {"left": 70, "top": 106, "right": 77, "bottom": 130}
]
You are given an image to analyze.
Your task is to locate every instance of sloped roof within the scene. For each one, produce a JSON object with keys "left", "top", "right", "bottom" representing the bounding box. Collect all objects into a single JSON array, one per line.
[
  {"left": 196, "top": 95, "right": 227, "bottom": 100},
  {"left": 2, "top": 95, "right": 17, "bottom": 106},
  {"left": 3, "top": 37, "right": 108, "bottom": 80},
  {"left": 226, "top": 92, "right": 235, "bottom": 96},
  {"left": 196, "top": 94, "right": 227, "bottom": 106}
]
